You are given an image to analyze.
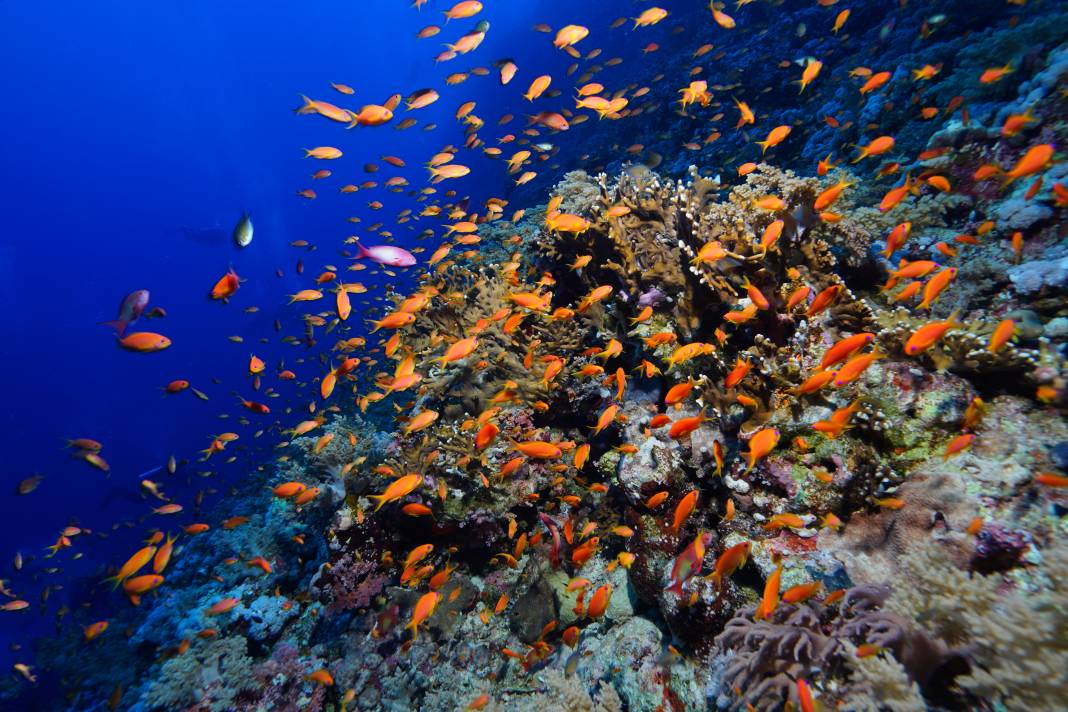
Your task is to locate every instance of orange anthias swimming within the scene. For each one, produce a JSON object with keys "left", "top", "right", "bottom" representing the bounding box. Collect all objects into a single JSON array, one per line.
[{"left": 17, "top": 1, "right": 1068, "bottom": 704}]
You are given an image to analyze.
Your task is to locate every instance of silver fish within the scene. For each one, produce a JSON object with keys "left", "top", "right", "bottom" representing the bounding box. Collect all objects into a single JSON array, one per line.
[{"left": 233, "top": 212, "right": 253, "bottom": 247}]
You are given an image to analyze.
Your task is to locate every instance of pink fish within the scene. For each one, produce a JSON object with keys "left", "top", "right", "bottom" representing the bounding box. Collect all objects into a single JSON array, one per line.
[
  {"left": 353, "top": 241, "right": 416, "bottom": 267},
  {"left": 665, "top": 532, "right": 711, "bottom": 596},
  {"left": 102, "top": 290, "right": 150, "bottom": 336},
  {"left": 539, "top": 513, "right": 562, "bottom": 570}
]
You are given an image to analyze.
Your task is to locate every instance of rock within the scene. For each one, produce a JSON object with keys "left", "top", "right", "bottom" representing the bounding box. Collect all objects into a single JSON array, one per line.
[
  {"left": 572, "top": 616, "right": 705, "bottom": 712},
  {"left": 1044, "top": 317, "right": 1068, "bottom": 340},
  {"left": 547, "top": 569, "right": 580, "bottom": 626},
  {"left": 1008, "top": 257, "right": 1068, "bottom": 295},
  {"left": 604, "top": 564, "right": 636, "bottom": 622},
  {"left": 998, "top": 197, "right": 1053, "bottom": 232},
  {"left": 1006, "top": 309, "right": 1045, "bottom": 339},
  {"left": 240, "top": 593, "right": 299, "bottom": 641},
  {"left": 614, "top": 400, "right": 688, "bottom": 504},
  {"left": 1050, "top": 441, "right": 1068, "bottom": 470},
  {"left": 509, "top": 561, "right": 558, "bottom": 644}
]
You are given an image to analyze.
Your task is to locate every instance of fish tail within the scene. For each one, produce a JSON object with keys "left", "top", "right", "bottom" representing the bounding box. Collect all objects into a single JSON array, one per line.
[{"left": 100, "top": 319, "right": 128, "bottom": 336}]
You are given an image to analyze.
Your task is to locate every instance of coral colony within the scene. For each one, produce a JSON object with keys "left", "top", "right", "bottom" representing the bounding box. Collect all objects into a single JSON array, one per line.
[{"left": 7, "top": 1, "right": 1068, "bottom": 711}]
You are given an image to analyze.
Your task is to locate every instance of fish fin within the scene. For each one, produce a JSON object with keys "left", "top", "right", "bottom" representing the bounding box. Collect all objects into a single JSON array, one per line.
[{"left": 100, "top": 319, "right": 128, "bottom": 336}]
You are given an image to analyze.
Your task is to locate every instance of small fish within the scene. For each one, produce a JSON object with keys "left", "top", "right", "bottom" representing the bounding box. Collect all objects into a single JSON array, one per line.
[{"left": 232, "top": 213, "right": 253, "bottom": 247}]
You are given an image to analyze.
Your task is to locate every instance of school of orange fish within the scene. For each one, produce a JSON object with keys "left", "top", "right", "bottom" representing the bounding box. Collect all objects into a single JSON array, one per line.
[{"left": 6, "top": 1, "right": 1068, "bottom": 709}]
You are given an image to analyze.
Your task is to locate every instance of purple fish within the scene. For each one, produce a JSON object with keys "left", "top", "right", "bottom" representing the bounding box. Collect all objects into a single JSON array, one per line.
[
  {"left": 353, "top": 241, "right": 416, "bottom": 267},
  {"left": 102, "top": 290, "right": 150, "bottom": 336}
]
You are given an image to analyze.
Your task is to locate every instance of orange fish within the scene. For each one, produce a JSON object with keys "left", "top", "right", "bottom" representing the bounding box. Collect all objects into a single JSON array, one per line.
[
  {"left": 586, "top": 584, "right": 612, "bottom": 619},
  {"left": 904, "top": 311, "right": 961, "bottom": 355},
  {"left": 755, "top": 564, "right": 782, "bottom": 620},
  {"left": 709, "top": 541, "right": 750, "bottom": 587},
  {"left": 988, "top": 319, "right": 1017, "bottom": 353},
  {"left": 724, "top": 358, "right": 751, "bottom": 389},
  {"left": 118, "top": 332, "right": 171, "bottom": 352},
  {"left": 917, "top": 267, "right": 957, "bottom": 310},
  {"left": 756, "top": 125, "right": 791, "bottom": 154},
  {"left": 853, "top": 136, "right": 895, "bottom": 162},
  {"left": 1003, "top": 143, "right": 1054, "bottom": 185},
  {"left": 858, "top": 71, "right": 891, "bottom": 94},
  {"left": 406, "top": 591, "right": 441, "bottom": 639},
  {"left": 370, "top": 474, "right": 423, "bottom": 511},
  {"left": 669, "top": 490, "right": 698, "bottom": 534},
  {"left": 83, "top": 620, "right": 109, "bottom": 642},
  {"left": 943, "top": 433, "right": 975, "bottom": 460},
  {"left": 745, "top": 428, "right": 779, "bottom": 473},
  {"left": 979, "top": 64, "right": 1012, "bottom": 83},
  {"left": 210, "top": 268, "right": 240, "bottom": 300},
  {"left": 668, "top": 409, "right": 710, "bottom": 439},
  {"left": 645, "top": 491, "right": 669, "bottom": 509},
  {"left": 820, "top": 333, "right": 874, "bottom": 370}
]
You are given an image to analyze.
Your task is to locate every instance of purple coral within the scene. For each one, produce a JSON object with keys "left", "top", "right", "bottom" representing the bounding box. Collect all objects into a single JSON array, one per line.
[
  {"left": 243, "top": 642, "right": 327, "bottom": 712},
  {"left": 324, "top": 553, "right": 388, "bottom": 614},
  {"left": 638, "top": 286, "right": 666, "bottom": 307},
  {"left": 970, "top": 523, "right": 1030, "bottom": 574}
]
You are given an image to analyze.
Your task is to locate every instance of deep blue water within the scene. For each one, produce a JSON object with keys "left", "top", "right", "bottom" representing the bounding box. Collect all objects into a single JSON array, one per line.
[{"left": 0, "top": 0, "right": 680, "bottom": 673}]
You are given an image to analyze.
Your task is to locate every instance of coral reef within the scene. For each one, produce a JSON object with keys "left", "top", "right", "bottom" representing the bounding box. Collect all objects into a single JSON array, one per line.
[{"left": 11, "top": 3, "right": 1068, "bottom": 711}]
